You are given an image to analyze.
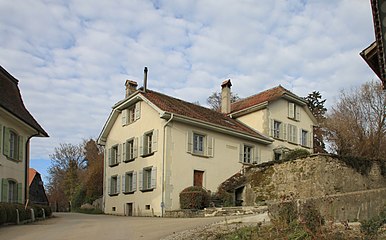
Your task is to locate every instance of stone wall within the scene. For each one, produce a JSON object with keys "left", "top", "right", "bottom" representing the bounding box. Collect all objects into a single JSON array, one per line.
[{"left": 239, "top": 154, "right": 386, "bottom": 221}]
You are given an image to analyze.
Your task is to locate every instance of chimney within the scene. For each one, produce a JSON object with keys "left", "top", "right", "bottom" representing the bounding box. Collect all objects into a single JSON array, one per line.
[
  {"left": 221, "top": 79, "right": 232, "bottom": 114},
  {"left": 143, "top": 67, "right": 148, "bottom": 92},
  {"left": 125, "top": 80, "right": 138, "bottom": 98}
]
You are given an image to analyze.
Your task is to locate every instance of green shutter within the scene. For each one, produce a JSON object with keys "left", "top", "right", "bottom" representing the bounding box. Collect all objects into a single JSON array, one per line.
[
  {"left": 2, "top": 179, "right": 8, "bottom": 202},
  {"left": 17, "top": 183, "right": 22, "bottom": 203},
  {"left": 18, "top": 136, "right": 24, "bottom": 161},
  {"left": 3, "top": 128, "right": 10, "bottom": 157},
  {"left": 0, "top": 124, "right": 3, "bottom": 153}
]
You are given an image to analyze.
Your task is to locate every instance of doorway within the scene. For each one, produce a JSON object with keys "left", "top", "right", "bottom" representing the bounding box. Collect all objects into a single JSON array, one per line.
[
  {"left": 193, "top": 170, "right": 204, "bottom": 187},
  {"left": 235, "top": 186, "right": 244, "bottom": 206},
  {"left": 126, "top": 203, "right": 133, "bottom": 216}
]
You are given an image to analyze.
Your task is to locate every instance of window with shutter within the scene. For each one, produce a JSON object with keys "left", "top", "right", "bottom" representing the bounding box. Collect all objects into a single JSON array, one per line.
[
  {"left": 239, "top": 144, "right": 256, "bottom": 164},
  {"left": 3, "top": 128, "right": 10, "bottom": 157},
  {"left": 288, "top": 124, "right": 298, "bottom": 144},
  {"left": 17, "top": 183, "right": 22, "bottom": 204},
  {"left": 288, "top": 103, "right": 295, "bottom": 119},
  {"left": 122, "top": 109, "right": 128, "bottom": 126},
  {"left": 207, "top": 136, "right": 214, "bottom": 157},
  {"left": 134, "top": 102, "right": 141, "bottom": 120},
  {"left": 141, "top": 167, "right": 155, "bottom": 191},
  {"left": 141, "top": 130, "right": 157, "bottom": 156},
  {"left": 109, "top": 145, "right": 119, "bottom": 166}
]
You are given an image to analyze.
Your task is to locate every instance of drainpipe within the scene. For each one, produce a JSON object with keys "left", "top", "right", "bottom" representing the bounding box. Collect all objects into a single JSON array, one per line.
[
  {"left": 161, "top": 113, "right": 173, "bottom": 217},
  {"left": 25, "top": 133, "right": 39, "bottom": 207}
]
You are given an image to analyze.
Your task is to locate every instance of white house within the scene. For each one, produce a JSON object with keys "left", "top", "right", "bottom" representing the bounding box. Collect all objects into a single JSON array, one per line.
[
  {"left": 0, "top": 66, "right": 48, "bottom": 204},
  {"left": 98, "top": 74, "right": 316, "bottom": 217}
]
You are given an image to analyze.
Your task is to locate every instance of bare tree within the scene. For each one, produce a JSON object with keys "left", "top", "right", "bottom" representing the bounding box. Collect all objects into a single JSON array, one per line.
[
  {"left": 207, "top": 92, "right": 240, "bottom": 111},
  {"left": 82, "top": 139, "right": 104, "bottom": 201},
  {"left": 324, "top": 81, "right": 386, "bottom": 159}
]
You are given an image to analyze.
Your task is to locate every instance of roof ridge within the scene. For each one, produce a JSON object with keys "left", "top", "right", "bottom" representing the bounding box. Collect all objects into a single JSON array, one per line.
[{"left": 232, "top": 85, "right": 286, "bottom": 105}]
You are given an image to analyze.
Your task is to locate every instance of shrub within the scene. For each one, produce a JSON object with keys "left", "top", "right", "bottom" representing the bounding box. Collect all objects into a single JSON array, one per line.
[
  {"left": 361, "top": 207, "right": 386, "bottom": 239},
  {"left": 211, "top": 190, "right": 233, "bottom": 207},
  {"left": 283, "top": 148, "right": 310, "bottom": 161},
  {"left": 299, "top": 201, "right": 324, "bottom": 234},
  {"left": 179, "top": 186, "right": 210, "bottom": 209},
  {"left": 0, "top": 204, "right": 7, "bottom": 224}
]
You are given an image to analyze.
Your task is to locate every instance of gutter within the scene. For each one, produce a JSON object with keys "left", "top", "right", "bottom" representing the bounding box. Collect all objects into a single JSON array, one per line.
[
  {"left": 25, "top": 132, "right": 39, "bottom": 206},
  {"left": 161, "top": 113, "right": 173, "bottom": 217}
]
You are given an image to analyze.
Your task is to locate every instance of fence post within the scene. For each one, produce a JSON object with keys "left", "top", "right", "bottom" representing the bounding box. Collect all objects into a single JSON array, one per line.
[
  {"left": 31, "top": 208, "right": 35, "bottom": 222},
  {"left": 16, "top": 209, "right": 20, "bottom": 225},
  {"left": 42, "top": 208, "right": 46, "bottom": 219}
]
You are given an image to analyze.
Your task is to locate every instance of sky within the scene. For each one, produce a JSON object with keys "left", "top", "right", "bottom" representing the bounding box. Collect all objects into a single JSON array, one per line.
[{"left": 0, "top": 0, "right": 378, "bottom": 181}]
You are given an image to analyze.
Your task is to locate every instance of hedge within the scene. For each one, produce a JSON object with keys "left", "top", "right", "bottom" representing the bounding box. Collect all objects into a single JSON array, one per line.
[
  {"left": 179, "top": 186, "right": 210, "bottom": 209},
  {"left": 0, "top": 203, "right": 52, "bottom": 225}
]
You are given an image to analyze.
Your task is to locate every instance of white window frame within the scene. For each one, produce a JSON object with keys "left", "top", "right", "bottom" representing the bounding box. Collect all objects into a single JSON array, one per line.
[
  {"left": 108, "top": 175, "right": 120, "bottom": 196},
  {"left": 139, "top": 166, "right": 157, "bottom": 191},
  {"left": 140, "top": 130, "right": 158, "bottom": 156},
  {"left": 109, "top": 144, "right": 121, "bottom": 166},
  {"left": 122, "top": 171, "right": 137, "bottom": 193},
  {"left": 288, "top": 124, "right": 298, "bottom": 144},
  {"left": 186, "top": 131, "right": 214, "bottom": 157},
  {"left": 301, "top": 129, "right": 309, "bottom": 147},
  {"left": 239, "top": 144, "right": 259, "bottom": 165}
]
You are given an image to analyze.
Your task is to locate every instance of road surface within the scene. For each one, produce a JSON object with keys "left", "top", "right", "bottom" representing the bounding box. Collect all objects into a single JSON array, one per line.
[{"left": 0, "top": 212, "right": 229, "bottom": 240}]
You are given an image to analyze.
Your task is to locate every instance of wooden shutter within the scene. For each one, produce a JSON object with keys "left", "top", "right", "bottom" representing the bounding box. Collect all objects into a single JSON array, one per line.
[
  {"left": 151, "top": 167, "right": 157, "bottom": 189},
  {"left": 108, "top": 148, "right": 112, "bottom": 166},
  {"left": 1, "top": 179, "right": 8, "bottom": 202},
  {"left": 152, "top": 130, "right": 158, "bottom": 153},
  {"left": 288, "top": 103, "right": 295, "bottom": 118},
  {"left": 0, "top": 124, "right": 2, "bottom": 153},
  {"left": 135, "top": 102, "right": 141, "bottom": 120},
  {"left": 3, "top": 128, "right": 10, "bottom": 157},
  {"left": 132, "top": 172, "right": 137, "bottom": 192},
  {"left": 296, "top": 106, "right": 301, "bottom": 121},
  {"left": 117, "top": 176, "right": 121, "bottom": 194},
  {"left": 269, "top": 119, "right": 274, "bottom": 137},
  {"left": 282, "top": 123, "right": 287, "bottom": 140},
  {"left": 17, "top": 183, "right": 22, "bottom": 203},
  {"left": 138, "top": 170, "right": 143, "bottom": 190},
  {"left": 309, "top": 129, "right": 313, "bottom": 148},
  {"left": 139, "top": 136, "right": 144, "bottom": 156},
  {"left": 122, "top": 109, "right": 128, "bottom": 126},
  {"left": 239, "top": 144, "right": 244, "bottom": 163},
  {"left": 118, "top": 144, "right": 122, "bottom": 163},
  {"left": 253, "top": 146, "right": 259, "bottom": 164},
  {"left": 186, "top": 131, "right": 193, "bottom": 153},
  {"left": 122, "top": 174, "right": 126, "bottom": 193},
  {"left": 207, "top": 136, "right": 214, "bottom": 157},
  {"left": 122, "top": 142, "right": 127, "bottom": 162},
  {"left": 107, "top": 178, "right": 111, "bottom": 195},
  {"left": 133, "top": 137, "right": 138, "bottom": 158},
  {"left": 18, "top": 136, "right": 24, "bottom": 162}
]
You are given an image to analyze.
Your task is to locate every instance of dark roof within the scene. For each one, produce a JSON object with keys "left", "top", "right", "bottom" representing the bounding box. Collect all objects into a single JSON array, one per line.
[
  {"left": 142, "top": 90, "right": 270, "bottom": 140},
  {"left": 231, "top": 85, "right": 290, "bottom": 113},
  {"left": 0, "top": 66, "right": 48, "bottom": 137}
]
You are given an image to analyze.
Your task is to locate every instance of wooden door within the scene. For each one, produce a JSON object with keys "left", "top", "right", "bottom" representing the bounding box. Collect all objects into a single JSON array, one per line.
[{"left": 193, "top": 170, "right": 204, "bottom": 187}]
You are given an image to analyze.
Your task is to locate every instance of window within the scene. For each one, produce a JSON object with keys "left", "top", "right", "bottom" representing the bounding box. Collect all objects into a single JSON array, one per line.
[
  {"left": 288, "top": 103, "right": 300, "bottom": 121},
  {"left": 240, "top": 144, "right": 258, "bottom": 164},
  {"left": 109, "top": 144, "right": 120, "bottom": 166},
  {"left": 8, "top": 180, "right": 17, "bottom": 203},
  {"left": 301, "top": 130, "right": 309, "bottom": 147},
  {"left": 123, "top": 171, "right": 137, "bottom": 193},
  {"left": 139, "top": 167, "right": 157, "bottom": 191},
  {"left": 140, "top": 130, "right": 158, "bottom": 156},
  {"left": 193, "top": 133, "right": 204, "bottom": 154},
  {"left": 270, "top": 119, "right": 286, "bottom": 140},
  {"left": 108, "top": 175, "right": 120, "bottom": 195},
  {"left": 187, "top": 131, "right": 214, "bottom": 157},
  {"left": 273, "top": 121, "right": 281, "bottom": 139},
  {"left": 1, "top": 179, "right": 22, "bottom": 203},
  {"left": 123, "top": 138, "right": 137, "bottom": 162},
  {"left": 288, "top": 124, "right": 298, "bottom": 144},
  {"left": 122, "top": 102, "right": 141, "bottom": 126},
  {"left": 2, "top": 127, "right": 23, "bottom": 161}
]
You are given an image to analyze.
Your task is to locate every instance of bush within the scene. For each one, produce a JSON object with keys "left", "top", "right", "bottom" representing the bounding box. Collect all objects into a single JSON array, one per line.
[
  {"left": 300, "top": 202, "right": 324, "bottom": 234},
  {"left": 211, "top": 190, "right": 234, "bottom": 207},
  {"left": 179, "top": 186, "right": 210, "bottom": 209},
  {"left": 283, "top": 148, "right": 310, "bottom": 161},
  {"left": 361, "top": 207, "right": 386, "bottom": 239},
  {"left": 0, "top": 204, "right": 7, "bottom": 224}
]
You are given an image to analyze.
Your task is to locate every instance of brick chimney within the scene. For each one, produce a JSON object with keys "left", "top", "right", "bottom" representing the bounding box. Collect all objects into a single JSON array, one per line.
[
  {"left": 221, "top": 79, "right": 232, "bottom": 114},
  {"left": 125, "top": 80, "right": 138, "bottom": 97}
]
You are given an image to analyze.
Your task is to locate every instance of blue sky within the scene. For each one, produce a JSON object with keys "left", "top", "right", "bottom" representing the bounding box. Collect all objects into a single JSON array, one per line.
[{"left": 0, "top": 0, "right": 377, "bottom": 181}]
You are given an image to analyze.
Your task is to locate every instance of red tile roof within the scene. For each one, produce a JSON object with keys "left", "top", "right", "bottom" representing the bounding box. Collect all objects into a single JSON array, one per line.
[
  {"left": 231, "top": 85, "right": 292, "bottom": 113},
  {"left": 28, "top": 168, "right": 38, "bottom": 186},
  {"left": 142, "top": 90, "right": 270, "bottom": 140},
  {"left": 0, "top": 66, "right": 48, "bottom": 137}
]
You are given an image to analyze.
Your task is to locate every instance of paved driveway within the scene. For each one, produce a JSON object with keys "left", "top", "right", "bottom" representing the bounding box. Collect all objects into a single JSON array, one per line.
[{"left": 0, "top": 212, "right": 228, "bottom": 240}]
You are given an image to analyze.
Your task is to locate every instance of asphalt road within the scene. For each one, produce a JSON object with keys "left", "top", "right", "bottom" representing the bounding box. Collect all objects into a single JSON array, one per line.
[{"left": 0, "top": 212, "right": 228, "bottom": 240}]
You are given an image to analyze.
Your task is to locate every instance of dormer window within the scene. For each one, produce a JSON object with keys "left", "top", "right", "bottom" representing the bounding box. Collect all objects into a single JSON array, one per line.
[{"left": 122, "top": 102, "right": 141, "bottom": 126}]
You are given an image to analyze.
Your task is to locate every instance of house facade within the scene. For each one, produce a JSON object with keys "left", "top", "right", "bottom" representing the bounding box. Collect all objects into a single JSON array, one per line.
[
  {"left": 98, "top": 77, "right": 316, "bottom": 217},
  {"left": 0, "top": 66, "right": 48, "bottom": 204}
]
